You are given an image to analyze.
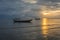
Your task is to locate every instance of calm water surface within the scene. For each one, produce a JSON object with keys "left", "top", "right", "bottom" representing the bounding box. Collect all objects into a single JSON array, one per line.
[{"left": 0, "top": 18, "right": 60, "bottom": 40}]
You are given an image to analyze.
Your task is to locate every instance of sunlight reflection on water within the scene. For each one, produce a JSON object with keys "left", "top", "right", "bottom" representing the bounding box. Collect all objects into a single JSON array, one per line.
[
  {"left": 41, "top": 18, "right": 60, "bottom": 40},
  {"left": 41, "top": 18, "right": 48, "bottom": 40}
]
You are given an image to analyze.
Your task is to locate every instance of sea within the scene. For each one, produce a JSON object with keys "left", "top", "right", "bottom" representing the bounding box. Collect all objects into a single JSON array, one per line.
[
  {"left": 0, "top": 17, "right": 60, "bottom": 40},
  {"left": 0, "top": 0, "right": 60, "bottom": 40}
]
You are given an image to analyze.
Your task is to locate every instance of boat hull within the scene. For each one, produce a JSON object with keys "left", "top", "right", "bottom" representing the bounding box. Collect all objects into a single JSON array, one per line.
[{"left": 14, "top": 19, "right": 32, "bottom": 23}]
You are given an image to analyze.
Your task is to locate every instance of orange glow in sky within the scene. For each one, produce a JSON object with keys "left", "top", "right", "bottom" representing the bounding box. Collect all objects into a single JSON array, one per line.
[{"left": 40, "top": 5, "right": 60, "bottom": 17}]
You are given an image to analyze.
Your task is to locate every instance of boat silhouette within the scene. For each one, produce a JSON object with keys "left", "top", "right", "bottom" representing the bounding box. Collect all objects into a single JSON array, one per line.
[
  {"left": 13, "top": 18, "right": 32, "bottom": 23},
  {"left": 34, "top": 17, "right": 40, "bottom": 20}
]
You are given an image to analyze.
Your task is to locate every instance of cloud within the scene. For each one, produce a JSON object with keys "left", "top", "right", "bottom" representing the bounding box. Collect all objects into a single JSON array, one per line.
[
  {"left": 0, "top": 0, "right": 60, "bottom": 18},
  {"left": 38, "top": 0, "right": 60, "bottom": 3},
  {"left": 22, "top": 0, "right": 37, "bottom": 4},
  {"left": 44, "top": 0, "right": 60, "bottom": 2}
]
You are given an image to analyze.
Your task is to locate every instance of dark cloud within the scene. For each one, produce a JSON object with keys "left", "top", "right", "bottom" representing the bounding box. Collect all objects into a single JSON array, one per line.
[
  {"left": 37, "top": 0, "right": 60, "bottom": 5},
  {"left": 44, "top": 0, "right": 60, "bottom": 2},
  {"left": 1, "top": 0, "right": 60, "bottom": 18},
  {"left": 38, "top": 0, "right": 60, "bottom": 2},
  {"left": 0, "top": 0, "right": 24, "bottom": 15}
]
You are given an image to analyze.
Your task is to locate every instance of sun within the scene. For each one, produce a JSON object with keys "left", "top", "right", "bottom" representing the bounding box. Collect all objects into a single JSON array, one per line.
[{"left": 43, "top": 13, "right": 48, "bottom": 15}]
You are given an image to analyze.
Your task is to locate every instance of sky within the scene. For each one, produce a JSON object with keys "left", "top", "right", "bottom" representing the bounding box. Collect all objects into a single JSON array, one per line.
[{"left": 0, "top": 0, "right": 60, "bottom": 18}]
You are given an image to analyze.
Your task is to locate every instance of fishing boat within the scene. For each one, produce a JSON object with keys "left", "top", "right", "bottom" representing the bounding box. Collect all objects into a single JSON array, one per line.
[
  {"left": 35, "top": 18, "right": 40, "bottom": 20},
  {"left": 13, "top": 18, "right": 32, "bottom": 23}
]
